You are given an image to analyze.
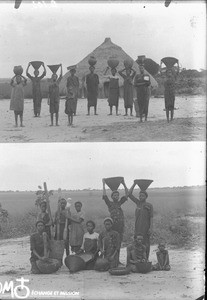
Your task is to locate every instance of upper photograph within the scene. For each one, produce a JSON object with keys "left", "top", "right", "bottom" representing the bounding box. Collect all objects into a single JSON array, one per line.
[{"left": 0, "top": 1, "right": 206, "bottom": 142}]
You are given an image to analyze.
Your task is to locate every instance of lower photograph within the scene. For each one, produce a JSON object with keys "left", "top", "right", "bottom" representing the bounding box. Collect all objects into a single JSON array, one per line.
[{"left": 0, "top": 142, "right": 205, "bottom": 300}]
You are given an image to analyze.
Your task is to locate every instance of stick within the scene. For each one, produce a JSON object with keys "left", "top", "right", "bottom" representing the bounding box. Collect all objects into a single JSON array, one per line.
[{"left": 43, "top": 182, "right": 53, "bottom": 240}]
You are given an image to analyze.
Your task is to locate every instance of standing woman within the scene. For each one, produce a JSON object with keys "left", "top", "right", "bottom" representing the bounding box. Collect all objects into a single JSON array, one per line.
[
  {"left": 26, "top": 62, "right": 46, "bottom": 117},
  {"left": 86, "top": 66, "right": 99, "bottom": 115},
  {"left": 66, "top": 66, "right": 79, "bottom": 116},
  {"left": 118, "top": 68, "right": 136, "bottom": 116},
  {"left": 134, "top": 64, "right": 151, "bottom": 122},
  {"left": 10, "top": 74, "right": 27, "bottom": 127},
  {"left": 164, "top": 69, "right": 176, "bottom": 122},
  {"left": 104, "top": 67, "right": 119, "bottom": 116},
  {"left": 48, "top": 64, "right": 62, "bottom": 126},
  {"left": 69, "top": 201, "right": 85, "bottom": 253}
]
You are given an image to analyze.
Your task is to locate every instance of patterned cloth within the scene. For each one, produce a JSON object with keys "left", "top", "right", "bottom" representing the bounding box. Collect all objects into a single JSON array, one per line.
[
  {"left": 86, "top": 73, "right": 99, "bottom": 107},
  {"left": 67, "top": 76, "right": 79, "bottom": 113},
  {"left": 10, "top": 83, "right": 25, "bottom": 112},
  {"left": 81, "top": 232, "right": 99, "bottom": 254},
  {"left": 134, "top": 74, "right": 151, "bottom": 116},
  {"left": 69, "top": 211, "right": 85, "bottom": 246},
  {"left": 30, "top": 232, "right": 50, "bottom": 262},
  {"left": 108, "top": 76, "right": 119, "bottom": 107},
  {"left": 119, "top": 73, "right": 135, "bottom": 108}
]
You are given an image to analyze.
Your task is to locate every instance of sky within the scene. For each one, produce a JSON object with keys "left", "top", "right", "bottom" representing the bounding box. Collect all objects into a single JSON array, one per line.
[
  {"left": 0, "top": 142, "right": 205, "bottom": 191},
  {"left": 0, "top": 1, "right": 206, "bottom": 77}
]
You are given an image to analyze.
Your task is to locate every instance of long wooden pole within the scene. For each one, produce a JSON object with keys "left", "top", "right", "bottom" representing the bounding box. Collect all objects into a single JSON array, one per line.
[{"left": 43, "top": 182, "right": 53, "bottom": 240}]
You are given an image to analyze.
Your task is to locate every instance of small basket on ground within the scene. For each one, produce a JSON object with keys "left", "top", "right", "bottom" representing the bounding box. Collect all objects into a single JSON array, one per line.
[{"left": 109, "top": 266, "right": 131, "bottom": 276}]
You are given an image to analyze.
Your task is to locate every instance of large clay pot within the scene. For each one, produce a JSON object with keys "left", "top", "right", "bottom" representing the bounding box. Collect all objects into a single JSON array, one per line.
[
  {"left": 49, "top": 240, "right": 65, "bottom": 260},
  {"left": 88, "top": 56, "right": 97, "bottom": 66},
  {"left": 136, "top": 55, "right": 146, "bottom": 65},
  {"left": 36, "top": 258, "right": 60, "bottom": 274},
  {"left": 105, "top": 177, "right": 124, "bottom": 191},
  {"left": 134, "top": 179, "right": 153, "bottom": 191},
  {"left": 124, "top": 59, "right": 133, "bottom": 70},
  {"left": 47, "top": 64, "right": 61, "bottom": 74},
  {"left": 65, "top": 255, "right": 86, "bottom": 273},
  {"left": 30, "top": 61, "right": 43, "bottom": 70},
  {"left": 135, "top": 261, "right": 152, "bottom": 274},
  {"left": 107, "top": 57, "right": 119, "bottom": 69},
  {"left": 161, "top": 57, "right": 178, "bottom": 69},
  {"left": 94, "top": 257, "right": 110, "bottom": 272},
  {"left": 13, "top": 66, "right": 23, "bottom": 75}
]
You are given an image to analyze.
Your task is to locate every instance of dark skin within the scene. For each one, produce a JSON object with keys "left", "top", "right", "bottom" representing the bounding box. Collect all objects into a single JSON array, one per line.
[
  {"left": 99, "top": 220, "right": 117, "bottom": 260},
  {"left": 67, "top": 90, "right": 74, "bottom": 126},
  {"left": 136, "top": 65, "right": 149, "bottom": 123},
  {"left": 48, "top": 64, "right": 62, "bottom": 126},
  {"left": 102, "top": 178, "right": 128, "bottom": 200},
  {"left": 165, "top": 70, "right": 174, "bottom": 123},
  {"left": 67, "top": 203, "right": 84, "bottom": 224},
  {"left": 104, "top": 67, "right": 119, "bottom": 116},
  {"left": 157, "top": 244, "right": 169, "bottom": 269},
  {"left": 128, "top": 236, "right": 146, "bottom": 264},
  {"left": 87, "top": 66, "right": 98, "bottom": 116},
  {"left": 10, "top": 75, "right": 27, "bottom": 127},
  {"left": 32, "top": 223, "right": 50, "bottom": 261}
]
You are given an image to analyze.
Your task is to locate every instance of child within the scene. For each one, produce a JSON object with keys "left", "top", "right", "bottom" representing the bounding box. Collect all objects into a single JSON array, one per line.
[
  {"left": 164, "top": 68, "right": 176, "bottom": 122},
  {"left": 79, "top": 220, "right": 99, "bottom": 269},
  {"left": 65, "top": 87, "right": 76, "bottom": 126},
  {"left": 98, "top": 217, "right": 120, "bottom": 269},
  {"left": 104, "top": 67, "right": 119, "bottom": 116},
  {"left": 37, "top": 201, "right": 52, "bottom": 239},
  {"left": 48, "top": 64, "right": 62, "bottom": 126},
  {"left": 68, "top": 201, "right": 85, "bottom": 253},
  {"left": 152, "top": 241, "right": 171, "bottom": 271},
  {"left": 126, "top": 234, "right": 147, "bottom": 272},
  {"left": 10, "top": 74, "right": 27, "bottom": 127}
]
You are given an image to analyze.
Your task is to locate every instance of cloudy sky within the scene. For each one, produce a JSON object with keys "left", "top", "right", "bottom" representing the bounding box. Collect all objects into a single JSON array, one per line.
[
  {"left": 0, "top": 1, "right": 206, "bottom": 77},
  {"left": 0, "top": 142, "right": 205, "bottom": 191}
]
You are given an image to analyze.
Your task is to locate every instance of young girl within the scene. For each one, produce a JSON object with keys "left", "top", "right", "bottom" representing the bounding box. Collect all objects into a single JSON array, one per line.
[
  {"left": 153, "top": 241, "right": 171, "bottom": 271},
  {"left": 69, "top": 201, "right": 85, "bottom": 253},
  {"left": 10, "top": 74, "right": 27, "bottom": 127},
  {"left": 164, "top": 69, "right": 176, "bottom": 122},
  {"left": 36, "top": 201, "right": 52, "bottom": 239},
  {"left": 48, "top": 64, "right": 62, "bottom": 126},
  {"left": 104, "top": 67, "right": 119, "bottom": 116},
  {"left": 65, "top": 87, "right": 76, "bottom": 126}
]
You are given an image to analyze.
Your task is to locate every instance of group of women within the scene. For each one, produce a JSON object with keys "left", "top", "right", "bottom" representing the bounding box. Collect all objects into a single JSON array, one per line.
[
  {"left": 29, "top": 178, "right": 171, "bottom": 275},
  {"left": 9, "top": 59, "right": 176, "bottom": 127}
]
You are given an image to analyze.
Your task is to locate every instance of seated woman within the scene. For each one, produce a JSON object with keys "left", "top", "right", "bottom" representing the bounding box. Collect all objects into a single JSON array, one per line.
[
  {"left": 78, "top": 220, "right": 99, "bottom": 269},
  {"left": 152, "top": 242, "right": 171, "bottom": 271},
  {"left": 126, "top": 234, "right": 147, "bottom": 272},
  {"left": 98, "top": 217, "right": 120, "bottom": 269}
]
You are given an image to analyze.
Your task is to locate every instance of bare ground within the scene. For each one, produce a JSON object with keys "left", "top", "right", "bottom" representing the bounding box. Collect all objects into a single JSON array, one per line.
[
  {"left": 0, "top": 236, "right": 205, "bottom": 300},
  {"left": 0, "top": 95, "right": 205, "bottom": 142}
]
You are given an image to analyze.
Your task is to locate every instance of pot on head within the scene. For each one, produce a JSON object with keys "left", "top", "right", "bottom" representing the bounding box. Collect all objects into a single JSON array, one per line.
[
  {"left": 30, "top": 61, "right": 43, "bottom": 71},
  {"left": 161, "top": 57, "right": 179, "bottom": 69},
  {"left": 13, "top": 65, "right": 23, "bottom": 76},
  {"left": 136, "top": 55, "right": 146, "bottom": 66},
  {"left": 88, "top": 56, "right": 97, "bottom": 66},
  {"left": 107, "top": 57, "right": 119, "bottom": 69},
  {"left": 47, "top": 64, "right": 61, "bottom": 74},
  {"left": 134, "top": 179, "right": 153, "bottom": 191},
  {"left": 124, "top": 59, "right": 133, "bottom": 70},
  {"left": 104, "top": 177, "right": 124, "bottom": 191}
]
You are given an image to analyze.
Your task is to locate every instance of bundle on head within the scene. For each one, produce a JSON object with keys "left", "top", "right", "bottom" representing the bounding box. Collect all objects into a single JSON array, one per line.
[{"left": 36, "top": 258, "right": 60, "bottom": 274}]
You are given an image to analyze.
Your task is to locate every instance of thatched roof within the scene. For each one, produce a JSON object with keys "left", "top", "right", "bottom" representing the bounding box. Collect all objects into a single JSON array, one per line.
[{"left": 60, "top": 38, "right": 158, "bottom": 92}]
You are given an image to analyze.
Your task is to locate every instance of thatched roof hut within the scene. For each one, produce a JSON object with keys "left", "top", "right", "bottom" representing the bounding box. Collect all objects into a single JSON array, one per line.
[{"left": 60, "top": 37, "right": 158, "bottom": 98}]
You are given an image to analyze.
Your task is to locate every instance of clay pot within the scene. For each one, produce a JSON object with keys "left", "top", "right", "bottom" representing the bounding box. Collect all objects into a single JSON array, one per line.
[
  {"left": 105, "top": 177, "right": 124, "bottom": 191},
  {"left": 47, "top": 64, "right": 61, "bottom": 74},
  {"left": 30, "top": 61, "right": 43, "bottom": 70},
  {"left": 135, "top": 262, "right": 152, "bottom": 274},
  {"left": 88, "top": 56, "right": 97, "bottom": 66},
  {"left": 13, "top": 66, "right": 23, "bottom": 75},
  {"left": 124, "top": 59, "right": 133, "bottom": 70},
  {"left": 134, "top": 179, "right": 153, "bottom": 191},
  {"left": 64, "top": 255, "right": 86, "bottom": 273},
  {"left": 136, "top": 55, "right": 146, "bottom": 65},
  {"left": 107, "top": 57, "right": 119, "bottom": 69},
  {"left": 36, "top": 258, "right": 60, "bottom": 274},
  {"left": 94, "top": 258, "right": 110, "bottom": 272},
  {"left": 161, "top": 57, "right": 178, "bottom": 69}
]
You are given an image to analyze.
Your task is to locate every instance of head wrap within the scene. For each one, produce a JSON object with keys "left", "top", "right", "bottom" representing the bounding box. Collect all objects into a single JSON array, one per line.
[
  {"left": 86, "top": 220, "right": 96, "bottom": 229},
  {"left": 104, "top": 217, "right": 113, "bottom": 224}
]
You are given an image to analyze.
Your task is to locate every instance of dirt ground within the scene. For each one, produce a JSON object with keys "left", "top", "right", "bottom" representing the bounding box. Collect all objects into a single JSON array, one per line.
[
  {"left": 0, "top": 95, "right": 205, "bottom": 142},
  {"left": 0, "top": 236, "right": 205, "bottom": 300}
]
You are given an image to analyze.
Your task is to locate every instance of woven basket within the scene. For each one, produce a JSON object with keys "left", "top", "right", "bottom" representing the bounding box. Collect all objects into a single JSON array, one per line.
[
  {"left": 135, "top": 262, "right": 152, "bottom": 273},
  {"left": 36, "top": 258, "right": 60, "bottom": 274},
  {"left": 109, "top": 266, "right": 131, "bottom": 276},
  {"left": 64, "top": 255, "right": 86, "bottom": 273},
  {"left": 94, "top": 258, "right": 110, "bottom": 272},
  {"left": 49, "top": 240, "right": 65, "bottom": 260}
]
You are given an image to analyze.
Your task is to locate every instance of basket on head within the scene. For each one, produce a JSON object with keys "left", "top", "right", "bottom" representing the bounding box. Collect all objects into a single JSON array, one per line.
[
  {"left": 135, "top": 261, "right": 152, "bottom": 273},
  {"left": 107, "top": 57, "right": 119, "bottom": 69},
  {"left": 88, "top": 56, "right": 97, "bottom": 66},
  {"left": 64, "top": 255, "right": 86, "bottom": 273},
  {"left": 13, "top": 66, "right": 23, "bottom": 75},
  {"left": 30, "top": 61, "right": 43, "bottom": 70},
  {"left": 161, "top": 57, "right": 179, "bottom": 69},
  {"left": 47, "top": 64, "right": 61, "bottom": 74},
  {"left": 49, "top": 240, "right": 65, "bottom": 260},
  {"left": 94, "top": 257, "right": 110, "bottom": 272},
  {"left": 109, "top": 266, "right": 131, "bottom": 276},
  {"left": 105, "top": 177, "right": 124, "bottom": 191},
  {"left": 36, "top": 258, "right": 60, "bottom": 274},
  {"left": 124, "top": 59, "right": 133, "bottom": 70},
  {"left": 134, "top": 179, "right": 153, "bottom": 191}
]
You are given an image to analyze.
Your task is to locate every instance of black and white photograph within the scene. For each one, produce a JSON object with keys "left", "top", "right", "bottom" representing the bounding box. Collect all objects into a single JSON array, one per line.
[{"left": 0, "top": 1, "right": 206, "bottom": 300}]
